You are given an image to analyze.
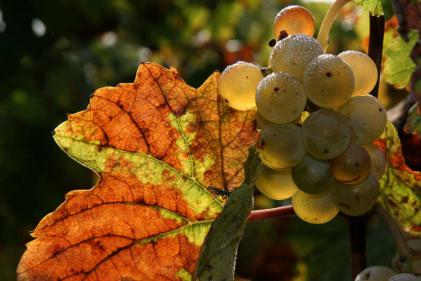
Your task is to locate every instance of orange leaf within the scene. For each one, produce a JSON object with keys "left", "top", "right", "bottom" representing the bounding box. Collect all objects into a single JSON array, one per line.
[{"left": 17, "top": 63, "right": 258, "bottom": 281}]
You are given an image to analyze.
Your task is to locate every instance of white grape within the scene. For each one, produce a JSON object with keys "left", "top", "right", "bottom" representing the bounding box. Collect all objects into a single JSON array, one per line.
[
  {"left": 292, "top": 190, "right": 339, "bottom": 224},
  {"left": 302, "top": 109, "right": 352, "bottom": 160},
  {"left": 219, "top": 61, "right": 263, "bottom": 111},
  {"left": 257, "top": 123, "right": 305, "bottom": 170},
  {"left": 330, "top": 175, "right": 380, "bottom": 216},
  {"left": 355, "top": 266, "right": 395, "bottom": 281},
  {"left": 407, "top": 239, "right": 421, "bottom": 255},
  {"left": 339, "top": 95, "right": 387, "bottom": 144},
  {"left": 303, "top": 54, "right": 355, "bottom": 108},
  {"left": 273, "top": 5, "right": 316, "bottom": 37},
  {"left": 389, "top": 274, "right": 419, "bottom": 281},
  {"left": 363, "top": 144, "right": 387, "bottom": 180},
  {"left": 338, "top": 50, "right": 378, "bottom": 96},
  {"left": 269, "top": 35, "right": 323, "bottom": 79},
  {"left": 330, "top": 144, "right": 371, "bottom": 185},
  {"left": 292, "top": 155, "right": 331, "bottom": 194},
  {"left": 255, "top": 165, "right": 298, "bottom": 200},
  {"left": 256, "top": 112, "right": 275, "bottom": 129},
  {"left": 255, "top": 72, "right": 307, "bottom": 124}
]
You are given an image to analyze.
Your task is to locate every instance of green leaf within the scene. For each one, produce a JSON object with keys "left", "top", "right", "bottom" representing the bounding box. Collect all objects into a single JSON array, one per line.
[
  {"left": 383, "top": 29, "right": 418, "bottom": 89},
  {"left": 377, "top": 122, "right": 421, "bottom": 237},
  {"left": 353, "top": 0, "right": 385, "bottom": 17},
  {"left": 381, "top": 0, "right": 394, "bottom": 19},
  {"left": 195, "top": 184, "right": 253, "bottom": 281}
]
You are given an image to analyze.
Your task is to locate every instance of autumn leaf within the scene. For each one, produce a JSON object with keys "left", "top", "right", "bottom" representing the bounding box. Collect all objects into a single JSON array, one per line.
[
  {"left": 383, "top": 29, "right": 418, "bottom": 89},
  {"left": 17, "top": 63, "right": 258, "bottom": 281},
  {"left": 375, "top": 122, "right": 421, "bottom": 237}
]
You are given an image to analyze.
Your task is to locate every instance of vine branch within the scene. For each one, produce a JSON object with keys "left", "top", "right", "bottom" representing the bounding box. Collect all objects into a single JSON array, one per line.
[
  {"left": 368, "top": 15, "right": 385, "bottom": 98},
  {"left": 248, "top": 205, "right": 295, "bottom": 221},
  {"left": 348, "top": 215, "right": 369, "bottom": 278},
  {"left": 348, "top": 14, "right": 385, "bottom": 279}
]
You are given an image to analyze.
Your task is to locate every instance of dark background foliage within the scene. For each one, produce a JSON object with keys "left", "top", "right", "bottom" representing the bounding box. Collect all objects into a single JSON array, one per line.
[{"left": 0, "top": 0, "right": 402, "bottom": 280}]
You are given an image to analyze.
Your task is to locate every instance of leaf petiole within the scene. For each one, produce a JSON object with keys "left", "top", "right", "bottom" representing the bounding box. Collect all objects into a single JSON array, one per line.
[{"left": 317, "top": 0, "right": 351, "bottom": 51}]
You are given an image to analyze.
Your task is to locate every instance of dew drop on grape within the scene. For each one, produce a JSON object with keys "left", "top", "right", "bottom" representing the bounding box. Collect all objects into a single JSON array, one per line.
[
  {"left": 256, "top": 72, "right": 307, "bottom": 124},
  {"left": 303, "top": 54, "right": 355, "bottom": 108},
  {"left": 269, "top": 35, "right": 323, "bottom": 79}
]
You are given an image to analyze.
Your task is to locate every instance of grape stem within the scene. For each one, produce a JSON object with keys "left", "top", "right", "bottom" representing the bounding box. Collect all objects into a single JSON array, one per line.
[
  {"left": 348, "top": 215, "right": 369, "bottom": 278},
  {"left": 317, "top": 0, "right": 351, "bottom": 51},
  {"left": 248, "top": 205, "right": 295, "bottom": 221},
  {"left": 368, "top": 15, "right": 385, "bottom": 97},
  {"left": 347, "top": 13, "right": 385, "bottom": 279}
]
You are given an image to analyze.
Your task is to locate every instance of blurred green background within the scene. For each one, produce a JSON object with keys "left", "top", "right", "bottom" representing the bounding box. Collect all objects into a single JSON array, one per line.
[{"left": 0, "top": 0, "right": 401, "bottom": 280}]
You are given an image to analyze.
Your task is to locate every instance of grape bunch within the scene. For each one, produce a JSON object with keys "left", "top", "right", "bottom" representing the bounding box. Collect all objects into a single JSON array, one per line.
[
  {"left": 355, "top": 266, "right": 421, "bottom": 281},
  {"left": 218, "top": 5, "right": 388, "bottom": 224}
]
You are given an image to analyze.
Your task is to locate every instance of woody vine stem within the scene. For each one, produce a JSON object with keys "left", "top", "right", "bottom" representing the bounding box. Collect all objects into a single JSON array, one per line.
[{"left": 247, "top": 0, "right": 386, "bottom": 278}]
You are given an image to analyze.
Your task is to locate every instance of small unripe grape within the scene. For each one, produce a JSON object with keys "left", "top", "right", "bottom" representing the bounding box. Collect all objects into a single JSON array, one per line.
[
  {"left": 292, "top": 155, "right": 331, "bottom": 195},
  {"left": 255, "top": 72, "right": 307, "bottom": 124},
  {"left": 304, "top": 54, "right": 355, "bottom": 108},
  {"left": 355, "top": 266, "right": 395, "bottom": 281},
  {"left": 255, "top": 165, "right": 298, "bottom": 200},
  {"left": 338, "top": 50, "right": 378, "bottom": 96},
  {"left": 330, "top": 144, "right": 371, "bottom": 185},
  {"left": 219, "top": 61, "right": 263, "bottom": 111},
  {"left": 302, "top": 109, "right": 352, "bottom": 160},
  {"left": 269, "top": 35, "right": 323, "bottom": 79},
  {"left": 363, "top": 144, "right": 387, "bottom": 180},
  {"left": 292, "top": 190, "right": 339, "bottom": 224},
  {"left": 331, "top": 176, "right": 380, "bottom": 216},
  {"left": 273, "top": 5, "right": 316, "bottom": 38},
  {"left": 339, "top": 95, "right": 387, "bottom": 144},
  {"left": 257, "top": 123, "right": 305, "bottom": 170}
]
